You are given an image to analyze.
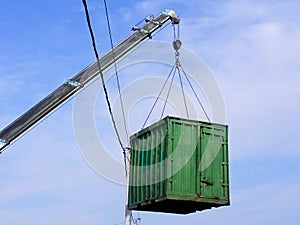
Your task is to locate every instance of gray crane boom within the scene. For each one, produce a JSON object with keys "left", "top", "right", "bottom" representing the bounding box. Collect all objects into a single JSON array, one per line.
[{"left": 0, "top": 9, "right": 180, "bottom": 153}]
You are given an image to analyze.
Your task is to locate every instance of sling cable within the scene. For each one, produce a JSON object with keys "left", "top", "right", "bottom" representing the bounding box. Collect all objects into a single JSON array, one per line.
[{"left": 142, "top": 18, "right": 211, "bottom": 130}]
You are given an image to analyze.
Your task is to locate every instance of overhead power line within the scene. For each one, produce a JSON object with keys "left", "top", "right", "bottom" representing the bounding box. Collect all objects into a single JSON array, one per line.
[
  {"left": 103, "top": 0, "right": 130, "bottom": 146},
  {"left": 81, "top": 0, "right": 127, "bottom": 158}
]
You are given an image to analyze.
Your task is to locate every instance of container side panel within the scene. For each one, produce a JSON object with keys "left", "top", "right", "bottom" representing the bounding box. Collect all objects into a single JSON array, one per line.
[
  {"left": 160, "top": 125, "right": 167, "bottom": 197},
  {"left": 168, "top": 118, "right": 198, "bottom": 197},
  {"left": 150, "top": 131, "right": 155, "bottom": 198},
  {"left": 141, "top": 134, "right": 147, "bottom": 200},
  {"left": 128, "top": 122, "right": 168, "bottom": 208}
]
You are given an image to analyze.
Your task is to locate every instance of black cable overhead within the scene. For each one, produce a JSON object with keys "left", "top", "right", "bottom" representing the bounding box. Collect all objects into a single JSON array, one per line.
[
  {"left": 81, "top": 0, "right": 127, "bottom": 163},
  {"left": 103, "top": 0, "right": 130, "bottom": 146}
]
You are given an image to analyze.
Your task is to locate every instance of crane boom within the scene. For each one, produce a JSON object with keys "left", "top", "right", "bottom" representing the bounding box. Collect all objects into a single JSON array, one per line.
[{"left": 0, "top": 9, "right": 180, "bottom": 153}]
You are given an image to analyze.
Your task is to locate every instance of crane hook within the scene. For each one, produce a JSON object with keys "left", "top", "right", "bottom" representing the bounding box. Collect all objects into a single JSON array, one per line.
[{"left": 173, "top": 39, "right": 182, "bottom": 51}]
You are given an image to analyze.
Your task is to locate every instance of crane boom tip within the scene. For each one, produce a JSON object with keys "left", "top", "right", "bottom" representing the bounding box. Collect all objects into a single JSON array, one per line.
[{"left": 162, "top": 9, "right": 180, "bottom": 24}]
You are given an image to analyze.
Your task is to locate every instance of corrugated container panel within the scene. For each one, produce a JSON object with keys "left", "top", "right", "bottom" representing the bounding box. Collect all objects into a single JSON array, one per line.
[{"left": 128, "top": 116, "right": 229, "bottom": 214}]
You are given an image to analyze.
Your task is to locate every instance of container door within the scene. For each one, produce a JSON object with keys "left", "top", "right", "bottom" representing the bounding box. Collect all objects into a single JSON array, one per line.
[
  {"left": 167, "top": 119, "right": 198, "bottom": 197},
  {"left": 199, "top": 126, "right": 228, "bottom": 202}
]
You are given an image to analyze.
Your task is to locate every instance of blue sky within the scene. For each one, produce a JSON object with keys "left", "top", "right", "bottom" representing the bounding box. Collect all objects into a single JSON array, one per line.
[{"left": 0, "top": 0, "right": 300, "bottom": 224}]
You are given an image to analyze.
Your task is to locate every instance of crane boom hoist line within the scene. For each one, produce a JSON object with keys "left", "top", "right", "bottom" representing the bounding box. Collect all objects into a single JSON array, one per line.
[{"left": 0, "top": 9, "right": 180, "bottom": 153}]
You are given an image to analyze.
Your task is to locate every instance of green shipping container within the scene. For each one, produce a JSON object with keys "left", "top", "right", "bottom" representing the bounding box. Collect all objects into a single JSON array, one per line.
[{"left": 128, "top": 116, "right": 229, "bottom": 214}]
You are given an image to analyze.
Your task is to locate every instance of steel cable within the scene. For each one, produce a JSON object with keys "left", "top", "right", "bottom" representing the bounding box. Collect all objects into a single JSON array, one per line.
[
  {"left": 177, "top": 67, "right": 189, "bottom": 118},
  {"left": 142, "top": 63, "right": 176, "bottom": 129},
  {"left": 160, "top": 64, "right": 177, "bottom": 119},
  {"left": 180, "top": 65, "right": 211, "bottom": 122}
]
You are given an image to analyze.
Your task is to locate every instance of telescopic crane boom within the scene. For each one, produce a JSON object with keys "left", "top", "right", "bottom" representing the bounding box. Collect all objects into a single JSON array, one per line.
[{"left": 0, "top": 9, "right": 180, "bottom": 153}]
